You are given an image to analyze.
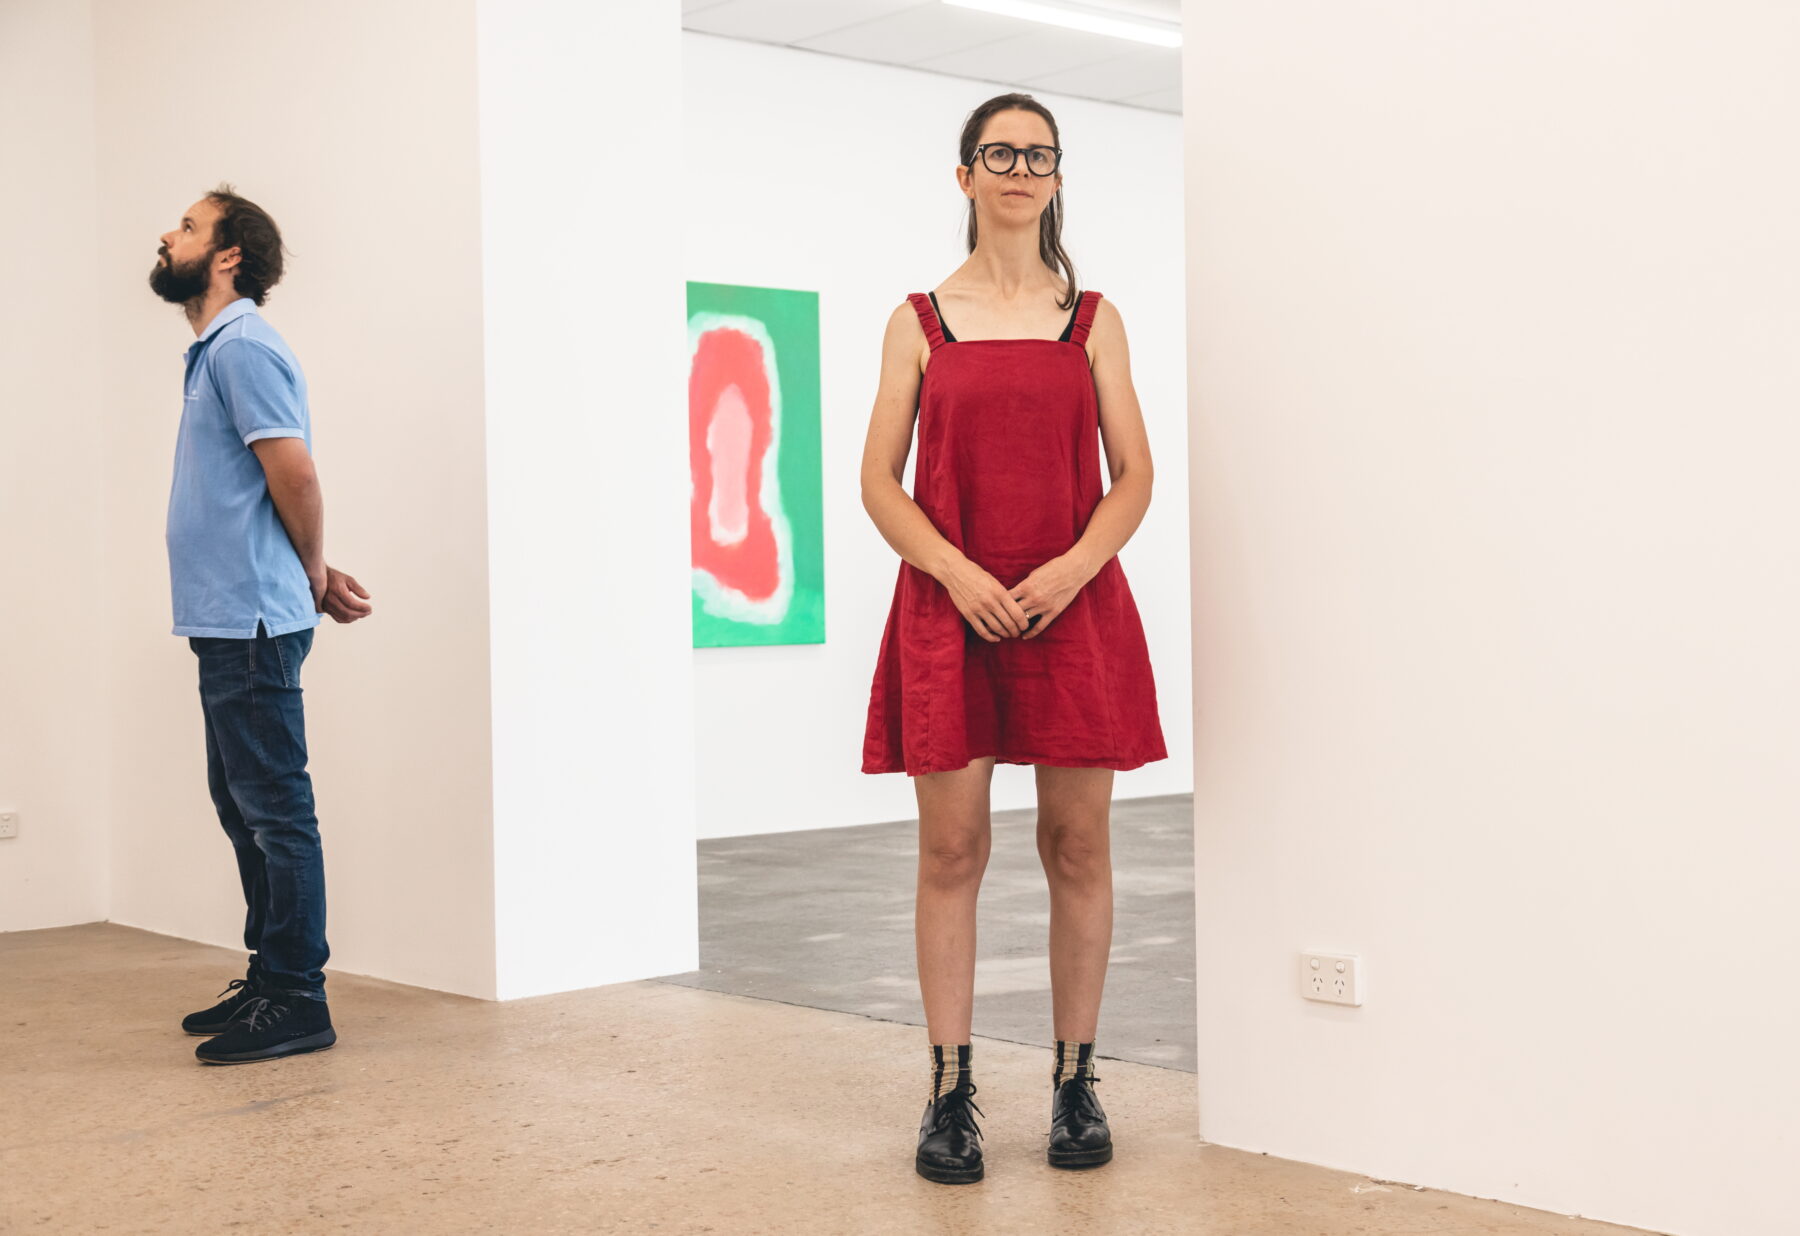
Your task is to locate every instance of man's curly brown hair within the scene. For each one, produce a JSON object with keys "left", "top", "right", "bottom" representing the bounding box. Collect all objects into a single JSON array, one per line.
[{"left": 206, "top": 183, "right": 286, "bottom": 306}]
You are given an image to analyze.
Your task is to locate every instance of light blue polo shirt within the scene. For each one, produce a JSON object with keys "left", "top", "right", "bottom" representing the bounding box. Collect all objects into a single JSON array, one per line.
[{"left": 166, "top": 298, "right": 322, "bottom": 638}]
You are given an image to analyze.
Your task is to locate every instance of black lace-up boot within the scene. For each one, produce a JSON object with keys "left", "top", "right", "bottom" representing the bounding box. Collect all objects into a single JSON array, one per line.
[
  {"left": 194, "top": 991, "right": 336, "bottom": 1064},
  {"left": 1047, "top": 1074, "right": 1113, "bottom": 1168},
  {"left": 181, "top": 964, "right": 264, "bottom": 1036},
  {"left": 916, "top": 1083, "right": 985, "bottom": 1184}
]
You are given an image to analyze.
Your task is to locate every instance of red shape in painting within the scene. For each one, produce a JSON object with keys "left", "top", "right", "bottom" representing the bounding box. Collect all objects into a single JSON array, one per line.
[{"left": 690, "top": 326, "right": 780, "bottom": 601}]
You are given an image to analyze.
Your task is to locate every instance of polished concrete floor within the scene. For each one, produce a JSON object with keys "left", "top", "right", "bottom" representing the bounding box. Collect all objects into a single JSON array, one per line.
[
  {"left": 1, "top": 923, "right": 1658, "bottom": 1235},
  {"left": 661, "top": 793, "right": 1199, "bottom": 1071}
]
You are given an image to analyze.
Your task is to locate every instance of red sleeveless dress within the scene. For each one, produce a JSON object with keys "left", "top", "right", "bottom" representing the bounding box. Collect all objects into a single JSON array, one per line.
[{"left": 861, "top": 290, "right": 1168, "bottom": 776}]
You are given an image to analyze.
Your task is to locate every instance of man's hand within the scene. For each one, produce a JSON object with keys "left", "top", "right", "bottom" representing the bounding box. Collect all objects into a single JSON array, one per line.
[{"left": 319, "top": 566, "right": 373, "bottom": 623}]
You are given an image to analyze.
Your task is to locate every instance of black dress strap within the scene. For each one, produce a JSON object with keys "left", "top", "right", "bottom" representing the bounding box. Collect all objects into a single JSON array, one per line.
[
  {"left": 1057, "top": 293, "right": 1083, "bottom": 342},
  {"left": 1069, "top": 291, "right": 1102, "bottom": 346},
  {"left": 926, "top": 291, "right": 958, "bottom": 343}
]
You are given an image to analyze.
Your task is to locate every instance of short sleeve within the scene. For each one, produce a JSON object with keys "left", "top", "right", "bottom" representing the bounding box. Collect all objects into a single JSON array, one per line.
[{"left": 209, "top": 337, "right": 306, "bottom": 446}]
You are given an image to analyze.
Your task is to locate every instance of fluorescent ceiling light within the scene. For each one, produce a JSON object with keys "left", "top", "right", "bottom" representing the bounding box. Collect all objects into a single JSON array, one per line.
[{"left": 943, "top": 0, "right": 1182, "bottom": 48}]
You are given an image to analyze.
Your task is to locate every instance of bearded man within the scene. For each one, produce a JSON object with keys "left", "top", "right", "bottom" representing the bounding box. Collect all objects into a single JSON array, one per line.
[{"left": 150, "top": 185, "right": 371, "bottom": 1064}]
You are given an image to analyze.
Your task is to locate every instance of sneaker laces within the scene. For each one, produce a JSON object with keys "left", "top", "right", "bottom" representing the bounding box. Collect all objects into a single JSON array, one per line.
[
  {"left": 233, "top": 995, "right": 291, "bottom": 1033},
  {"left": 214, "top": 977, "right": 254, "bottom": 1000},
  {"left": 932, "top": 1084, "right": 985, "bottom": 1141}
]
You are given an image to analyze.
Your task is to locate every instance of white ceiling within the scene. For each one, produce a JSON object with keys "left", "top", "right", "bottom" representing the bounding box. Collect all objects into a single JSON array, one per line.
[{"left": 681, "top": 0, "right": 1183, "bottom": 114}]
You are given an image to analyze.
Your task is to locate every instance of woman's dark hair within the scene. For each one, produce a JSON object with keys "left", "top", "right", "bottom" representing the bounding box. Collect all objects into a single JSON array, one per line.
[
  {"left": 205, "top": 183, "right": 286, "bottom": 306},
  {"left": 958, "top": 93, "right": 1078, "bottom": 310}
]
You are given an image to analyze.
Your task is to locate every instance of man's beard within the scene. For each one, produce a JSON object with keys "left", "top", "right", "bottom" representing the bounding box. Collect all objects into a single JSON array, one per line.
[{"left": 148, "top": 246, "right": 212, "bottom": 304}]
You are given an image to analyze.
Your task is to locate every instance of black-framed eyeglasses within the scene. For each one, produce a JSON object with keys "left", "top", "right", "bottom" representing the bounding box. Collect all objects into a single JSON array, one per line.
[{"left": 971, "top": 143, "right": 1062, "bottom": 176}]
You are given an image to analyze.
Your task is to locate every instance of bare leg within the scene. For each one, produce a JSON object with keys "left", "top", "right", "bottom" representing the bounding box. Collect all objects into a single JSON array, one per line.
[
  {"left": 914, "top": 757, "right": 995, "bottom": 1044},
  {"left": 1035, "top": 765, "right": 1115, "bottom": 1043}
]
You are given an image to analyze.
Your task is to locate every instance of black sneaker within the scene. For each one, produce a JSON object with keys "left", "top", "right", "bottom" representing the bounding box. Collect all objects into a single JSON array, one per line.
[
  {"left": 1047, "top": 1074, "right": 1113, "bottom": 1168},
  {"left": 915, "top": 1083, "right": 985, "bottom": 1184},
  {"left": 181, "top": 974, "right": 263, "bottom": 1037},
  {"left": 194, "top": 991, "right": 336, "bottom": 1065}
]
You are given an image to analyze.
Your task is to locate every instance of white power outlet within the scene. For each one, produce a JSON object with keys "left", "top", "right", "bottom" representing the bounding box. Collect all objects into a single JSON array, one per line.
[
  {"left": 0, "top": 811, "right": 17, "bottom": 840},
  {"left": 1300, "top": 951, "right": 1361, "bottom": 1006}
]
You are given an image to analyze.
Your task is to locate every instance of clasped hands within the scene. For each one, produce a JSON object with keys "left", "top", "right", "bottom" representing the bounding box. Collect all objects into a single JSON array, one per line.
[
  {"left": 309, "top": 565, "right": 374, "bottom": 624},
  {"left": 940, "top": 553, "right": 1094, "bottom": 643}
]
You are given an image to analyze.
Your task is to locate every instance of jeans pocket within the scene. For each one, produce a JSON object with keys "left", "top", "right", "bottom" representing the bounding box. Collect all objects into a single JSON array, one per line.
[
  {"left": 271, "top": 629, "right": 312, "bottom": 690},
  {"left": 272, "top": 633, "right": 293, "bottom": 689}
]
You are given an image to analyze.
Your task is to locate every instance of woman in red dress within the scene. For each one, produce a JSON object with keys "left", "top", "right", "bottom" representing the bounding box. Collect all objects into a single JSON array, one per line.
[{"left": 860, "top": 92, "right": 1167, "bottom": 1184}]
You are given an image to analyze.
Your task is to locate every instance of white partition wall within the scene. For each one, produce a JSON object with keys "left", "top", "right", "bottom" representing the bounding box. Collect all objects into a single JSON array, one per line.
[
  {"left": 1182, "top": 5, "right": 1800, "bottom": 1235},
  {"left": 478, "top": 0, "right": 698, "bottom": 998}
]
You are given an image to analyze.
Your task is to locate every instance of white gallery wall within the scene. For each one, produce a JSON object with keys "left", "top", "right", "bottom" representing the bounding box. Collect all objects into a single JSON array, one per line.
[
  {"left": 1183, "top": 5, "right": 1800, "bottom": 1236},
  {"left": 684, "top": 32, "right": 1194, "bottom": 839},
  {"left": 3, "top": 0, "right": 697, "bottom": 1000},
  {"left": 0, "top": 0, "right": 109, "bottom": 932},
  {"left": 90, "top": 0, "right": 500, "bottom": 997}
]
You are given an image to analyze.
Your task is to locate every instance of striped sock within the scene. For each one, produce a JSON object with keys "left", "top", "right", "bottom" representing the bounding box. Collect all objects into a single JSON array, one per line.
[
  {"left": 930, "top": 1043, "right": 972, "bottom": 1101},
  {"left": 1053, "top": 1040, "right": 1097, "bottom": 1088}
]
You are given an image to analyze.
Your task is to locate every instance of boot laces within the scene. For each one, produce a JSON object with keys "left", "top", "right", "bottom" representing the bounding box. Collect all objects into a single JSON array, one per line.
[
  {"left": 1060, "top": 1073, "right": 1104, "bottom": 1120},
  {"left": 934, "top": 1083, "right": 985, "bottom": 1141}
]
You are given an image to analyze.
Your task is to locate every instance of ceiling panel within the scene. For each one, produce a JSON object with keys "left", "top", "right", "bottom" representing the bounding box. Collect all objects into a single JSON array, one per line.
[
  {"left": 1117, "top": 85, "right": 1182, "bottom": 112},
  {"left": 1096, "top": 0, "right": 1180, "bottom": 20},
  {"left": 913, "top": 26, "right": 1131, "bottom": 84},
  {"left": 1024, "top": 44, "right": 1180, "bottom": 101},
  {"left": 793, "top": 4, "right": 1039, "bottom": 65},
  {"left": 684, "top": 0, "right": 926, "bottom": 45}
]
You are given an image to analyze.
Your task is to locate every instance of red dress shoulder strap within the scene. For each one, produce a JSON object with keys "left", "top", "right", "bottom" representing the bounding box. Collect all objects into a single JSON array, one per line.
[
  {"left": 906, "top": 292, "right": 948, "bottom": 351},
  {"left": 1070, "top": 290, "right": 1103, "bottom": 347}
]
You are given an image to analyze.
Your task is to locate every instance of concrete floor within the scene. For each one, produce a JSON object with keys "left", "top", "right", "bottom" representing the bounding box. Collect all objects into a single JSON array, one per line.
[
  {"left": 0, "top": 923, "right": 1660, "bottom": 1235},
  {"left": 661, "top": 793, "right": 1199, "bottom": 1071}
]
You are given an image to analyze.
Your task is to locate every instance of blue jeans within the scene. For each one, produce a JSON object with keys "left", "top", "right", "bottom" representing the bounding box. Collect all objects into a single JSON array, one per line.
[{"left": 189, "top": 623, "right": 328, "bottom": 999}]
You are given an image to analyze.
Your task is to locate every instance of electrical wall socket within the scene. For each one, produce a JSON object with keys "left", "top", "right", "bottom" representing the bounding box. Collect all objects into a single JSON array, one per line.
[
  {"left": 0, "top": 811, "right": 17, "bottom": 840},
  {"left": 1300, "top": 951, "right": 1361, "bottom": 1006}
]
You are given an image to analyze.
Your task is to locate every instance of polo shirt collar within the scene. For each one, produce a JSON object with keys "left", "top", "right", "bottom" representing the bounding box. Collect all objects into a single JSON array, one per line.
[{"left": 185, "top": 298, "right": 258, "bottom": 358}]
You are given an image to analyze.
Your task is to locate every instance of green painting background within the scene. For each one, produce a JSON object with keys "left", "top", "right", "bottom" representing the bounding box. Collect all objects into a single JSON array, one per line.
[{"left": 688, "top": 281, "right": 825, "bottom": 648}]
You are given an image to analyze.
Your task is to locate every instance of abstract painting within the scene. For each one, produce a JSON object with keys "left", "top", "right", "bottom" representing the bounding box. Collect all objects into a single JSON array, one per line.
[{"left": 687, "top": 281, "right": 824, "bottom": 647}]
